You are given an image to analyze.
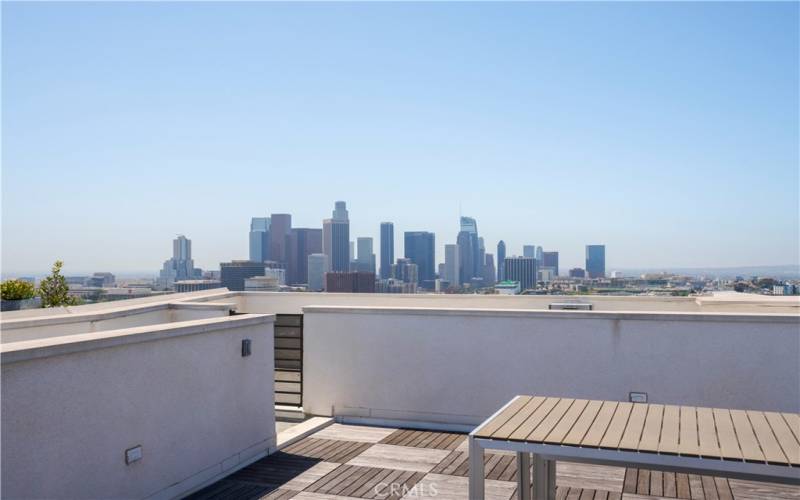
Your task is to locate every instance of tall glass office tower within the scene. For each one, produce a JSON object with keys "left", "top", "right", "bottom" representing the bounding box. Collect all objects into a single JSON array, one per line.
[
  {"left": 380, "top": 222, "right": 394, "bottom": 279},
  {"left": 323, "top": 201, "right": 350, "bottom": 272},
  {"left": 586, "top": 245, "right": 606, "bottom": 278},
  {"left": 497, "top": 240, "right": 506, "bottom": 281},
  {"left": 404, "top": 231, "right": 436, "bottom": 284},
  {"left": 459, "top": 216, "right": 481, "bottom": 281},
  {"left": 249, "top": 217, "right": 270, "bottom": 263}
]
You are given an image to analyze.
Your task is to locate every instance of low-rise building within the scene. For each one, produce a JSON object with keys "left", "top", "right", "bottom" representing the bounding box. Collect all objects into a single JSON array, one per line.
[
  {"left": 325, "top": 271, "right": 375, "bottom": 293},
  {"left": 220, "top": 260, "right": 266, "bottom": 291},
  {"left": 569, "top": 268, "right": 586, "bottom": 278},
  {"left": 174, "top": 280, "right": 222, "bottom": 293},
  {"left": 244, "top": 276, "right": 281, "bottom": 291},
  {"left": 539, "top": 267, "right": 556, "bottom": 283},
  {"left": 391, "top": 258, "right": 418, "bottom": 285},
  {"left": 376, "top": 278, "right": 417, "bottom": 294},
  {"left": 85, "top": 272, "right": 115, "bottom": 287},
  {"left": 495, "top": 280, "right": 521, "bottom": 295}
]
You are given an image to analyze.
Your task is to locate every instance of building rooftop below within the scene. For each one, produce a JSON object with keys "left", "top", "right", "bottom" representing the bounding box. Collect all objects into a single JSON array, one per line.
[{"left": 188, "top": 422, "right": 798, "bottom": 500}]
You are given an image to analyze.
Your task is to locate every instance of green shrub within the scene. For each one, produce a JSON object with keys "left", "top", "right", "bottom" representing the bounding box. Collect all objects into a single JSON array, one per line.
[
  {"left": 1, "top": 279, "right": 36, "bottom": 300},
  {"left": 39, "top": 260, "right": 81, "bottom": 307}
]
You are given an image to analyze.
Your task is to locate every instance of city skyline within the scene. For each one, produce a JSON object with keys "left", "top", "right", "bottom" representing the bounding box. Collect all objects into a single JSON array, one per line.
[
  {"left": 3, "top": 202, "right": 800, "bottom": 277},
  {"left": 3, "top": 2, "right": 798, "bottom": 275}
]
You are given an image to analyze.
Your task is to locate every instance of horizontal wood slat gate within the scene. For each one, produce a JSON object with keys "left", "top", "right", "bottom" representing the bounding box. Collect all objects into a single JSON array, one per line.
[{"left": 274, "top": 314, "right": 303, "bottom": 407}]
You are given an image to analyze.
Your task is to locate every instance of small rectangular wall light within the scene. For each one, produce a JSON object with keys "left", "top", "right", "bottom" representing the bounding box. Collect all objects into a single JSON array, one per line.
[
  {"left": 242, "top": 339, "right": 252, "bottom": 357},
  {"left": 629, "top": 392, "right": 648, "bottom": 403},
  {"left": 125, "top": 445, "right": 142, "bottom": 465}
]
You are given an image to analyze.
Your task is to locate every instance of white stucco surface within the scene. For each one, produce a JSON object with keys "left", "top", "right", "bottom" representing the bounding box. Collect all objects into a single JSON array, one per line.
[
  {"left": 1, "top": 313, "right": 276, "bottom": 499},
  {"left": 4, "top": 289, "right": 797, "bottom": 324},
  {"left": 0, "top": 301, "right": 234, "bottom": 343},
  {"left": 0, "top": 289, "right": 235, "bottom": 320},
  {"left": 234, "top": 290, "right": 800, "bottom": 315},
  {"left": 302, "top": 306, "right": 800, "bottom": 425}
]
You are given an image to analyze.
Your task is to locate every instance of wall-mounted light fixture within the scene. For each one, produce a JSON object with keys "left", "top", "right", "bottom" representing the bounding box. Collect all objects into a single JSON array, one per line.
[{"left": 242, "top": 339, "right": 252, "bottom": 357}]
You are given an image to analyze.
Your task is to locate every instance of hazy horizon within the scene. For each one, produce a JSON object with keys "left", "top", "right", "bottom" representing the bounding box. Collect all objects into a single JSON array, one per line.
[
  {"left": 3, "top": 2, "right": 798, "bottom": 276},
  {"left": 5, "top": 263, "right": 800, "bottom": 283}
]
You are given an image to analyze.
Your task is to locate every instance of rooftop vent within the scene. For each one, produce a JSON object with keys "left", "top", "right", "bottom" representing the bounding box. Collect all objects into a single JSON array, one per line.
[{"left": 548, "top": 302, "right": 593, "bottom": 311}]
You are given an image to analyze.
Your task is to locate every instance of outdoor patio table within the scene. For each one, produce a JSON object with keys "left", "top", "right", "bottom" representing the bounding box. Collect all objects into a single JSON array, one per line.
[{"left": 468, "top": 396, "right": 800, "bottom": 500}]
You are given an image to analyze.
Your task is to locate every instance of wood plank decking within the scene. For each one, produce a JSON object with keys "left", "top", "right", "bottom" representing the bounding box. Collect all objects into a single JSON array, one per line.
[{"left": 187, "top": 423, "right": 800, "bottom": 500}]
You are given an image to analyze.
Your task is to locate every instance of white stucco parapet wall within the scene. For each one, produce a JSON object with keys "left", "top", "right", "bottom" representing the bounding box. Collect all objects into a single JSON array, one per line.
[
  {"left": 0, "top": 300, "right": 238, "bottom": 343},
  {"left": 3, "top": 288, "right": 798, "bottom": 322},
  {"left": 1, "top": 313, "right": 277, "bottom": 500},
  {"left": 301, "top": 304, "right": 800, "bottom": 427},
  {"left": 1, "top": 300, "right": 235, "bottom": 330},
  {"left": 232, "top": 290, "right": 800, "bottom": 315},
  {"left": 1, "top": 313, "right": 268, "bottom": 363},
  {"left": 0, "top": 288, "right": 237, "bottom": 319},
  {"left": 298, "top": 304, "right": 800, "bottom": 322}
]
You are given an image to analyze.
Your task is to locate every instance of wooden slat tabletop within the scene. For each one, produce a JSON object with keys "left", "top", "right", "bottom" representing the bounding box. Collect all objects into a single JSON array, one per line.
[
  {"left": 678, "top": 406, "right": 699, "bottom": 456},
  {"left": 600, "top": 402, "right": 633, "bottom": 449},
  {"left": 474, "top": 396, "right": 800, "bottom": 467},
  {"left": 696, "top": 407, "right": 720, "bottom": 457}
]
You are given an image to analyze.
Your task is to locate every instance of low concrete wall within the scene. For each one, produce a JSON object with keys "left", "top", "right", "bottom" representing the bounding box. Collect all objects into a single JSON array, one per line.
[
  {"left": 0, "top": 289, "right": 234, "bottom": 320},
  {"left": 1, "top": 314, "right": 276, "bottom": 500},
  {"left": 220, "top": 291, "right": 799, "bottom": 315},
  {"left": 303, "top": 306, "right": 800, "bottom": 426},
  {"left": 238, "top": 291, "right": 705, "bottom": 313},
  {"left": 1, "top": 302, "right": 233, "bottom": 343}
]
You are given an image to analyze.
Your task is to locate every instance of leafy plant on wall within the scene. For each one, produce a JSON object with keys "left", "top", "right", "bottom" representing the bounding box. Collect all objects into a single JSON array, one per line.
[
  {"left": 38, "top": 260, "right": 82, "bottom": 307},
  {"left": 0, "top": 279, "right": 36, "bottom": 301}
]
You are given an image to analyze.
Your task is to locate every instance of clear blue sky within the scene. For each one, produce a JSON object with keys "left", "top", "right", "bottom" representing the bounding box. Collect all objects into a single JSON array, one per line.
[{"left": 2, "top": 2, "right": 798, "bottom": 275}]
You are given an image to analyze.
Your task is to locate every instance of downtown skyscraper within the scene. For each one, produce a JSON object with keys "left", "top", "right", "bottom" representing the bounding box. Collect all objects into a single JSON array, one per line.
[
  {"left": 483, "top": 253, "right": 496, "bottom": 286},
  {"left": 404, "top": 231, "right": 435, "bottom": 284},
  {"left": 586, "top": 245, "right": 606, "bottom": 278},
  {"left": 269, "top": 214, "right": 292, "bottom": 265},
  {"left": 444, "top": 244, "right": 460, "bottom": 287},
  {"left": 523, "top": 245, "right": 536, "bottom": 259},
  {"left": 497, "top": 240, "right": 506, "bottom": 281},
  {"left": 353, "top": 237, "right": 376, "bottom": 274},
  {"left": 380, "top": 222, "right": 394, "bottom": 279},
  {"left": 288, "top": 228, "right": 322, "bottom": 285},
  {"left": 478, "top": 237, "right": 486, "bottom": 279},
  {"left": 543, "top": 251, "right": 559, "bottom": 276},
  {"left": 457, "top": 216, "right": 481, "bottom": 284},
  {"left": 159, "top": 235, "right": 197, "bottom": 288},
  {"left": 249, "top": 217, "right": 270, "bottom": 263},
  {"left": 323, "top": 201, "right": 350, "bottom": 272},
  {"left": 504, "top": 256, "right": 537, "bottom": 291}
]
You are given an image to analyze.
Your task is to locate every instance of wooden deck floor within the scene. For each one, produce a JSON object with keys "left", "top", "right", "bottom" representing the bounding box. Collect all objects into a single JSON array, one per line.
[{"left": 187, "top": 424, "right": 800, "bottom": 500}]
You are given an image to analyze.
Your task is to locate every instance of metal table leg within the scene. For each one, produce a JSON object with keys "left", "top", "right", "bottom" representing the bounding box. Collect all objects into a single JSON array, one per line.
[
  {"left": 532, "top": 454, "right": 556, "bottom": 500},
  {"left": 469, "top": 436, "right": 485, "bottom": 500},
  {"left": 516, "top": 452, "right": 531, "bottom": 500}
]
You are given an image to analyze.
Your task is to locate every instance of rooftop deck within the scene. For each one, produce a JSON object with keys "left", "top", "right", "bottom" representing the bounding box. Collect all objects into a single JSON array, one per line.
[
  {"left": 187, "top": 423, "right": 800, "bottom": 500},
  {"left": 3, "top": 291, "right": 798, "bottom": 499}
]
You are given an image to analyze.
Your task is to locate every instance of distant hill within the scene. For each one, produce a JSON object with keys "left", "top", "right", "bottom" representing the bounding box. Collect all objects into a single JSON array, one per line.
[{"left": 617, "top": 265, "right": 800, "bottom": 280}]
